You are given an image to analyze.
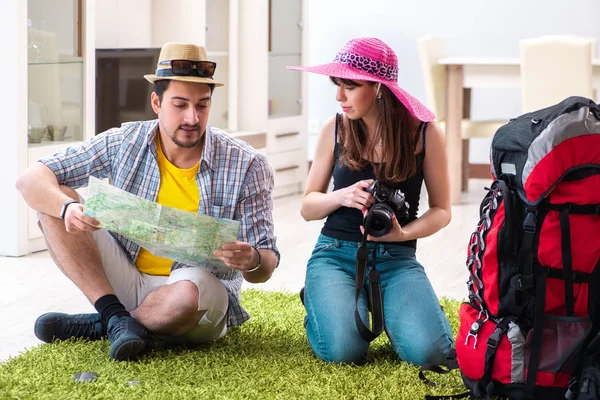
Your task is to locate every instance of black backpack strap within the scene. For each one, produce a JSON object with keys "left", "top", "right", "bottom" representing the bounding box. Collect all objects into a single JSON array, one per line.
[
  {"left": 471, "top": 318, "right": 511, "bottom": 400},
  {"left": 424, "top": 392, "right": 473, "bottom": 400},
  {"left": 421, "top": 349, "right": 474, "bottom": 399},
  {"left": 524, "top": 269, "right": 548, "bottom": 399},
  {"left": 519, "top": 207, "right": 537, "bottom": 280},
  {"left": 566, "top": 332, "right": 600, "bottom": 400},
  {"left": 564, "top": 255, "right": 600, "bottom": 399},
  {"left": 559, "top": 206, "right": 575, "bottom": 316},
  {"left": 419, "top": 348, "right": 459, "bottom": 386},
  {"left": 546, "top": 202, "right": 600, "bottom": 317},
  {"left": 568, "top": 364, "right": 600, "bottom": 400},
  {"left": 543, "top": 267, "right": 592, "bottom": 283},
  {"left": 508, "top": 206, "right": 537, "bottom": 316},
  {"left": 547, "top": 203, "right": 600, "bottom": 215}
]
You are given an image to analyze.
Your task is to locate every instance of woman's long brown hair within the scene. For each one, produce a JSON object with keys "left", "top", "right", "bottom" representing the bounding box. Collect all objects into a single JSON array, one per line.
[{"left": 332, "top": 77, "right": 419, "bottom": 183}]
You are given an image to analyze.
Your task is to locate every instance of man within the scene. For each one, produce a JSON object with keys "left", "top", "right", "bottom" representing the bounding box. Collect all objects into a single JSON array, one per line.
[{"left": 15, "top": 42, "right": 279, "bottom": 361}]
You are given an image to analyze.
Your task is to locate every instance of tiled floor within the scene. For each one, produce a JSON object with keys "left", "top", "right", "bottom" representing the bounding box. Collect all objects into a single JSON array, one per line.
[{"left": 0, "top": 179, "right": 491, "bottom": 362}]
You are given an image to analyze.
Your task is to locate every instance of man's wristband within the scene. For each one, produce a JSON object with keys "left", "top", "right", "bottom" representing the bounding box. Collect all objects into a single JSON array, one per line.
[
  {"left": 246, "top": 246, "right": 262, "bottom": 273},
  {"left": 60, "top": 200, "right": 80, "bottom": 220}
]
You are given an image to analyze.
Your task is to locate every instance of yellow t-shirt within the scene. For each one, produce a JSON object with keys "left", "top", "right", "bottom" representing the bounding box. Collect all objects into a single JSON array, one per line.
[{"left": 135, "top": 138, "right": 200, "bottom": 275}]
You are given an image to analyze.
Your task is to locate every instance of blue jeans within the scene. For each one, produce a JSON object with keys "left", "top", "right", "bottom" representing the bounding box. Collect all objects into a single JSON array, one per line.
[{"left": 303, "top": 234, "right": 453, "bottom": 365}]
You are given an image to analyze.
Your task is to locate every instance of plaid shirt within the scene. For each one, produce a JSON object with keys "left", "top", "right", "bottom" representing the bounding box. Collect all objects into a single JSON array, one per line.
[{"left": 40, "top": 120, "right": 279, "bottom": 327}]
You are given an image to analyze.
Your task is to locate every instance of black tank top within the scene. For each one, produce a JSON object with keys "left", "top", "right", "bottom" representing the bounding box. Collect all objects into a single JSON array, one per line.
[{"left": 321, "top": 114, "right": 428, "bottom": 249}]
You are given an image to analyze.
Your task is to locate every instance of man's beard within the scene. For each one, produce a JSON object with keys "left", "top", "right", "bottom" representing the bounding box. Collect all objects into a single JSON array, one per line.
[{"left": 170, "top": 124, "right": 203, "bottom": 148}]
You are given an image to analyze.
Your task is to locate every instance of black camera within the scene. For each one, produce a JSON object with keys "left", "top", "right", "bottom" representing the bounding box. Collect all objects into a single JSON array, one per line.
[{"left": 363, "top": 180, "right": 410, "bottom": 237}]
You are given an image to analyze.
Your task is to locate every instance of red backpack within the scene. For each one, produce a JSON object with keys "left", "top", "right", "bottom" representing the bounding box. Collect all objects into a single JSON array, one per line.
[{"left": 454, "top": 97, "right": 600, "bottom": 399}]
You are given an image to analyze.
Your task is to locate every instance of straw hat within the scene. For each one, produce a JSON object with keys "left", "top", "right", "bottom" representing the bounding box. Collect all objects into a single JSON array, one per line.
[
  {"left": 287, "top": 38, "right": 434, "bottom": 121},
  {"left": 144, "top": 42, "right": 224, "bottom": 87}
]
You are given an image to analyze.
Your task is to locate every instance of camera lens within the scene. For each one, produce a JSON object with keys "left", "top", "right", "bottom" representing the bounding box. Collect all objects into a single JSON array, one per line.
[
  {"left": 370, "top": 215, "right": 388, "bottom": 233},
  {"left": 364, "top": 204, "right": 394, "bottom": 237}
]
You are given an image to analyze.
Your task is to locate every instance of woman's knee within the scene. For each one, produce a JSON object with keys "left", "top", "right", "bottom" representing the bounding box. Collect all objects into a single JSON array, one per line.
[
  {"left": 397, "top": 334, "right": 453, "bottom": 366},
  {"left": 310, "top": 336, "right": 368, "bottom": 364},
  {"left": 305, "top": 318, "right": 368, "bottom": 364}
]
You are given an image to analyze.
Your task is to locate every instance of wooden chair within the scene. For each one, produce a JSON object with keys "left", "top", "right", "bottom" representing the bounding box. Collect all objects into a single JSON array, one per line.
[
  {"left": 520, "top": 35, "right": 595, "bottom": 113},
  {"left": 418, "top": 34, "right": 505, "bottom": 191}
]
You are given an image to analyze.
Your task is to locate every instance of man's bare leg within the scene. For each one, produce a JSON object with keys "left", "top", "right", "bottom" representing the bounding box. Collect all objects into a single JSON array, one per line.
[
  {"left": 131, "top": 281, "right": 205, "bottom": 336},
  {"left": 38, "top": 187, "right": 114, "bottom": 304},
  {"left": 34, "top": 186, "right": 149, "bottom": 361}
]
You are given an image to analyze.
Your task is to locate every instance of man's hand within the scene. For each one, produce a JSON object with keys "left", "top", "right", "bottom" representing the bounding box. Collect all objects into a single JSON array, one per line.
[
  {"left": 64, "top": 203, "right": 101, "bottom": 233},
  {"left": 213, "top": 241, "right": 258, "bottom": 272}
]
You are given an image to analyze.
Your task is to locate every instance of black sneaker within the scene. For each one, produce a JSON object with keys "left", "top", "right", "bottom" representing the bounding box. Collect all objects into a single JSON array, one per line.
[
  {"left": 34, "top": 312, "right": 104, "bottom": 343},
  {"left": 106, "top": 315, "right": 149, "bottom": 361}
]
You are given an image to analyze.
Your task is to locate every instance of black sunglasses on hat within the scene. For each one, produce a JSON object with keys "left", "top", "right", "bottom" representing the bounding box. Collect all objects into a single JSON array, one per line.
[{"left": 156, "top": 59, "right": 217, "bottom": 78}]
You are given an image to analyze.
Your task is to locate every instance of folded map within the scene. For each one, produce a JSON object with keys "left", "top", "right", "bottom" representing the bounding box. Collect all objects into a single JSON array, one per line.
[{"left": 84, "top": 176, "right": 240, "bottom": 274}]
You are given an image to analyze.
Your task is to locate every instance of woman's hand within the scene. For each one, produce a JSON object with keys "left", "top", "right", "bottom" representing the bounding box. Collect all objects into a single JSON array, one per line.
[
  {"left": 337, "top": 179, "right": 375, "bottom": 211},
  {"left": 360, "top": 209, "right": 406, "bottom": 242}
]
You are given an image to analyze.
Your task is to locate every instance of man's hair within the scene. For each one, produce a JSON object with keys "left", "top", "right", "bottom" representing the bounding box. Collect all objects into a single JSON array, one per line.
[{"left": 153, "top": 80, "right": 216, "bottom": 104}]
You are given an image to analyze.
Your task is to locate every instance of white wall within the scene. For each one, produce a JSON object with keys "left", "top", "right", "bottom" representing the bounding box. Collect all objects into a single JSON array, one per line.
[{"left": 305, "top": 0, "right": 600, "bottom": 162}]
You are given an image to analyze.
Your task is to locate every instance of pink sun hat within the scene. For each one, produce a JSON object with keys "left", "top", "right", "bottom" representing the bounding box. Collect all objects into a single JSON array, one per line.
[{"left": 287, "top": 37, "right": 435, "bottom": 122}]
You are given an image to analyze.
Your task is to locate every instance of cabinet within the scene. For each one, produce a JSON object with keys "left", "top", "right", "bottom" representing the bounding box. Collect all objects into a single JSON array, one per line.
[
  {"left": 95, "top": 0, "right": 235, "bottom": 133},
  {"left": 204, "top": 0, "right": 235, "bottom": 131},
  {"left": 0, "top": 0, "right": 307, "bottom": 256},
  {"left": 268, "top": 0, "right": 308, "bottom": 198},
  {"left": 95, "top": 0, "right": 152, "bottom": 49},
  {"left": 237, "top": 0, "right": 308, "bottom": 198},
  {"left": 0, "top": 0, "right": 96, "bottom": 256},
  {"left": 95, "top": 0, "right": 308, "bottom": 197}
]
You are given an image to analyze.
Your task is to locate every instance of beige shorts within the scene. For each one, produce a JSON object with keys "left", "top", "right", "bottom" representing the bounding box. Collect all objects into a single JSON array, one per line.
[{"left": 90, "top": 229, "right": 229, "bottom": 343}]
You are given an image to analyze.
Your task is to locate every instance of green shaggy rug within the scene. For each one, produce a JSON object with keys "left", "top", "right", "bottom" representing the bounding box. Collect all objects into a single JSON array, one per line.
[{"left": 0, "top": 290, "right": 467, "bottom": 399}]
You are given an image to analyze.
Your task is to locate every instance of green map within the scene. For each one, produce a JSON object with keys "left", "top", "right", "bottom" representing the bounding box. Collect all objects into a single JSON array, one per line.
[{"left": 84, "top": 176, "right": 240, "bottom": 273}]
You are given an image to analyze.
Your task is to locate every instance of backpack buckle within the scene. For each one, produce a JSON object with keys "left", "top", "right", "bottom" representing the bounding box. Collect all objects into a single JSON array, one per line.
[
  {"left": 487, "top": 319, "right": 511, "bottom": 349},
  {"left": 486, "top": 326, "right": 503, "bottom": 349},
  {"left": 487, "top": 332, "right": 500, "bottom": 349},
  {"left": 523, "top": 212, "right": 537, "bottom": 234},
  {"left": 565, "top": 377, "right": 578, "bottom": 400}
]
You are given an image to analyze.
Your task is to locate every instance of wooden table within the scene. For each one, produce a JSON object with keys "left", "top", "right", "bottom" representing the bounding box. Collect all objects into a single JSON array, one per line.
[{"left": 439, "top": 57, "right": 600, "bottom": 204}]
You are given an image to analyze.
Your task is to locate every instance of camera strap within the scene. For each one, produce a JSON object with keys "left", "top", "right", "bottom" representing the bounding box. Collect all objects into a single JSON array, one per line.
[{"left": 354, "top": 236, "right": 385, "bottom": 342}]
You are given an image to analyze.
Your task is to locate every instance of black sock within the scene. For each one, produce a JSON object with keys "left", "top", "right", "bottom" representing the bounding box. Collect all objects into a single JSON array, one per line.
[{"left": 94, "top": 294, "right": 130, "bottom": 326}]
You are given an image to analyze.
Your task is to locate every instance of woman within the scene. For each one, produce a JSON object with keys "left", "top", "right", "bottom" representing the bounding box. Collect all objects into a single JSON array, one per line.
[{"left": 287, "top": 37, "right": 453, "bottom": 365}]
